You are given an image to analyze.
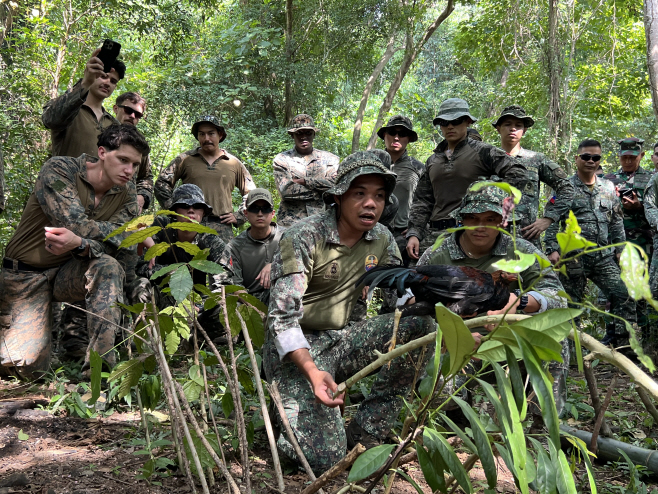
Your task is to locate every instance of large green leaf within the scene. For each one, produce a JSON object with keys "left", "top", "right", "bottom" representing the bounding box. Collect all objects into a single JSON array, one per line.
[
  {"left": 424, "top": 428, "right": 472, "bottom": 493},
  {"left": 415, "top": 439, "right": 447, "bottom": 492},
  {"left": 170, "top": 266, "right": 194, "bottom": 303},
  {"left": 183, "top": 380, "right": 202, "bottom": 402},
  {"left": 165, "top": 328, "right": 181, "bottom": 355},
  {"left": 189, "top": 259, "right": 224, "bottom": 274},
  {"left": 491, "top": 361, "right": 526, "bottom": 472},
  {"left": 504, "top": 346, "right": 527, "bottom": 420},
  {"left": 144, "top": 242, "right": 171, "bottom": 261},
  {"left": 436, "top": 303, "right": 474, "bottom": 376},
  {"left": 119, "top": 226, "right": 162, "bottom": 248},
  {"left": 166, "top": 221, "right": 217, "bottom": 234},
  {"left": 562, "top": 435, "right": 597, "bottom": 494},
  {"left": 105, "top": 214, "right": 155, "bottom": 240},
  {"left": 556, "top": 211, "right": 597, "bottom": 254},
  {"left": 238, "top": 304, "right": 265, "bottom": 347},
  {"left": 549, "top": 441, "right": 578, "bottom": 494},
  {"left": 237, "top": 292, "right": 268, "bottom": 313},
  {"left": 529, "top": 437, "right": 557, "bottom": 494},
  {"left": 109, "top": 357, "right": 145, "bottom": 382},
  {"left": 88, "top": 350, "right": 103, "bottom": 405},
  {"left": 346, "top": 444, "right": 395, "bottom": 482},
  {"left": 150, "top": 262, "right": 186, "bottom": 280},
  {"left": 439, "top": 413, "right": 477, "bottom": 452},
  {"left": 174, "top": 241, "right": 201, "bottom": 256},
  {"left": 221, "top": 295, "right": 242, "bottom": 337},
  {"left": 620, "top": 242, "right": 652, "bottom": 300},
  {"left": 492, "top": 250, "right": 536, "bottom": 274}
]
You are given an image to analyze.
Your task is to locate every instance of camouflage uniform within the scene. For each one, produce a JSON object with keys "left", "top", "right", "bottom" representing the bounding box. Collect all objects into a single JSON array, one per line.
[
  {"left": 273, "top": 114, "right": 339, "bottom": 228},
  {"left": 642, "top": 173, "right": 658, "bottom": 297},
  {"left": 418, "top": 183, "right": 569, "bottom": 415},
  {"left": 545, "top": 174, "right": 637, "bottom": 343},
  {"left": 263, "top": 152, "right": 435, "bottom": 473},
  {"left": 0, "top": 155, "right": 138, "bottom": 377},
  {"left": 154, "top": 116, "right": 256, "bottom": 243}
]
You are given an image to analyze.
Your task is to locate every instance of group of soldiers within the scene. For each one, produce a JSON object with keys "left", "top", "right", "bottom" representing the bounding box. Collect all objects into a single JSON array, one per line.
[{"left": 0, "top": 47, "right": 657, "bottom": 474}]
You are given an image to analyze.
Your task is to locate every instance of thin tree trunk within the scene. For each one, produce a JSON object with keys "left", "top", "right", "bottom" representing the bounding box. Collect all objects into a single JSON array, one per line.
[
  {"left": 283, "top": 0, "right": 294, "bottom": 126},
  {"left": 366, "top": 0, "right": 455, "bottom": 149},
  {"left": 546, "top": 0, "right": 562, "bottom": 156},
  {"left": 351, "top": 35, "right": 397, "bottom": 153},
  {"left": 644, "top": 0, "right": 658, "bottom": 123}
]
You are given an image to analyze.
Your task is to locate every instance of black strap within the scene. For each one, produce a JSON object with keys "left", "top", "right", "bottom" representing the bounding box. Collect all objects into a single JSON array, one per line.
[
  {"left": 430, "top": 219, "right": 457, "bottom": 230},
  {"left": 2, "top": 258, "right": 53, "bottom": 272}
]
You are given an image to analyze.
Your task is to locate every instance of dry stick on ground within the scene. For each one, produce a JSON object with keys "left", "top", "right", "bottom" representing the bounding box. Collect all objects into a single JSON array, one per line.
[
  {"left": 200, "top": 355, "right": 229, "bottom": 468},
  {"left": 590, "top": 374, "right": 618, "bottom": 454},
  {"left": 190, "top": 323, "right": 214, "bottom": 486},
  {"left": 268, "top": 381, "right": 323, "bottom": 493},
  {"left": 299, "top": 444, "right": 366, "bottom": 494},
  {"left": 235, "top": 310, "right": 285, "bottom": 492},
  {"left": 174, "top": 381, "right": 241, "bottom": 494},
  {"left": 637, "top": 386, "right": 658, "bottom": 425},
  {"left": 583, "top": 360, "right": 613, "bottom": 437}
]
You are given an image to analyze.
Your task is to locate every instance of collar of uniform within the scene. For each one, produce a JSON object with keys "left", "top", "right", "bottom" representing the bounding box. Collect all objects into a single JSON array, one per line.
[
  {"left": 191, "top": 147, "right": 230, "bottom": 160},
  {"left": 448, "top": 231, "right": 508, "bottom": 260},
  {"left": 289, "top": 147, "right": 320, "bottom": 161},
  {"left": 246, "top": 223, "right": 278, "bottom": 243},
  {"left": 324, "top": 208, "right": 381, "bottom": 245},
  {"left": 78, "top": 154, "right": 128, "bottom": 195},
  {"left": 573, "top": 174, "right": 600, "bottom": 192},
  {"left": 392, "top": 150, "right": 409, "bottom": 165},
  {"left": 434, "top": 136, "right": 468, "bottom": 155}
]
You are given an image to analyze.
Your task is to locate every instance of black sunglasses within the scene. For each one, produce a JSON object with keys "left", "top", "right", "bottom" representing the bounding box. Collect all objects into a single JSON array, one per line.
[
  {"left": 386, "top": 128, "right": 411, "bottom": 138},
  {"left": 435, "top": 116, "right": 468, "bottom": 127},
  {"left": 118, "top": 105, "right": 144, "bottom": 119},
  {"left": 174, "top": 203, "right": 207, "bottom": 210},
  {"left": 247, "top": 205, "right": 273, "bottom": 214},
  {"left": 578, "top": 153, "right": 602, "bottom": 162}
]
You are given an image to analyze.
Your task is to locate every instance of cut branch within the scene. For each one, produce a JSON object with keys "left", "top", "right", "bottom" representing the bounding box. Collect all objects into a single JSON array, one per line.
[
  {"left": 583, "top": 360, "right": 612, "bottom": 437},
  {"left": 300, "top": 444, "right": 366, "bottom": 494}
]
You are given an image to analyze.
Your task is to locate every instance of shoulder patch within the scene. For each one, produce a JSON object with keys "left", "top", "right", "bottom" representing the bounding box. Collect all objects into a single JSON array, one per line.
[
  {"left": 51, "top": 179, "right": 67, "bottom": 193},
  {"left": 279, "top": 236, "right": 303, "bottom": 275},
  {"left": 365, "top": 254, "right": 378, "bottom": 271},
  {"left": 324, "top": 260, "right": 340, "bottom": 280}
]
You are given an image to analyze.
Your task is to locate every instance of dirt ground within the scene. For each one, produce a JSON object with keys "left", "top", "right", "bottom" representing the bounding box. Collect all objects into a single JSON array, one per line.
[{"left": 0, "top": 362, "right": 657, "bottom": 493}]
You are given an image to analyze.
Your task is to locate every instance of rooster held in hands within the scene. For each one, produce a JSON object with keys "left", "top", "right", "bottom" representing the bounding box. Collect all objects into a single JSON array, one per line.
[{"left": 356, "top": 265, "right": 518, "bottom": 317}]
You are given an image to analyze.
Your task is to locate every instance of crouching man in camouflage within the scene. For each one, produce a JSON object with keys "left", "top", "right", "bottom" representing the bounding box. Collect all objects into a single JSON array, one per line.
[
  {"left": 263, "top": 151, "right": 436, "bottom": 474},
  {"left": 0, "top": 124, "right": 148, "bottom": 379}
]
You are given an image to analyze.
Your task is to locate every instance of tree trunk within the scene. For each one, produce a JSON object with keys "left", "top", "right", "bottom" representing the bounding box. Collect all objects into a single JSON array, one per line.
[
  {"left": 283, "top": 0, "right": 294, "bottom": 126},
  {"left": 546, "top": 0, "right": 562, "bottom": 157},
  {"left": 645, "top": 0, "right": 658, "bottom": 123},
  {"left": 351, "top": 35, "right": 397, "bottom": 153},
  {"left": 366, "top": 0, "right": 455, "bottom": 150}
]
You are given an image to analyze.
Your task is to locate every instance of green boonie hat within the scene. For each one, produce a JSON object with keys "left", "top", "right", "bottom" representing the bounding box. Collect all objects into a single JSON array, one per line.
[
  {"left": 191, "top": 115, "right": 226, "bottom": 142},
  {"left": 287, "top": 114, "right": 319, "bottom": 134},
  {"left": 492, "top": 105, "right": 535, "bottom": 128},
  {"left": 433, "top": 98, "right": 477, "bottom": 125},
  {"left": 458, "top": 182, "right": 511, "bottom": 218},
  {"left": 618, "top": 137, "right": 644, "bottom": 156},
  {"left": 323, "top": 151, "right": 397, "bottom": 205},
  {"left": 376, "top": 115, "right": 418, "bottom": 142},
  {"left": 171, "top": 184, "right": 213, "bottom": 214},
  {"left": 246, "top": 188, "right": 274, "bottom": 208}
]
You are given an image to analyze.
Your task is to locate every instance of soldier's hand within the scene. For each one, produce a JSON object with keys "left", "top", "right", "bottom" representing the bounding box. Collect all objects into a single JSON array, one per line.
[
  {"left": 309, "top": 369, "right": 344, "bottom": 408},
  {"left": 220, "top": 212, "right": 237, "bottom": 224},
  {"left": 137, "top": 195, "right": 145, "bottom": 214},
  {"left": 256, "top": 263, "right": 272, "bottom": 289},
  {"left": 548, "top": 251, "right": 560, "bottom": 265},
  {"left": 81, "top": 48, "right": 105, "bottom": 90},
  {"left": 521, "top": 217, "right": 553, "bottom": 239},
  {"left": 622, "top": 191, "right": 642, "bottom": 210},
  {"left": 44, "top": 226, "right": 82, "bottom": 255},
  {"left": 406, "top": 236, "right": 420, "bottom": 260}
]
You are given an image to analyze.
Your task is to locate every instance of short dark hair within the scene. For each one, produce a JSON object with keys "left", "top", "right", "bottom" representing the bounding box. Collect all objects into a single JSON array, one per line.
[
  {"left": 113, "top": 60, "right": 126, "bottom": 80},
  {"left": 577, "top": 138, "right": 601, "bottom": 151},
  {"left": 653, "top": 142, "right": 658, "bottom": 151},
  {"left": 97, "top": 124, "right": 150, "bottom": 156},
  {"left": 116, "top": 91, "right": 146, "bottom": 109}
]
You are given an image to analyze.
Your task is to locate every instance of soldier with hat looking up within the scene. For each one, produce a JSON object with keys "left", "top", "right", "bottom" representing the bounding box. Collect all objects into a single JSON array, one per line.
[
  {"left": 273, "top": 114, "right": 340, "bottom": 228},
  {"left": 263, "top": 151, "right": 435, "bottom": 473},
  {"left": 154, "top": 115, "right": 256, "bottom": 242},
  {"left": 492, "top": 105, "right": 574, "bottom": 248}
]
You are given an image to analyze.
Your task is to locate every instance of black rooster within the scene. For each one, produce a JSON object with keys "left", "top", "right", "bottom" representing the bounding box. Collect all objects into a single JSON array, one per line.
[{"left": 356, "top": 265, "right": 518, "bottom": 317}]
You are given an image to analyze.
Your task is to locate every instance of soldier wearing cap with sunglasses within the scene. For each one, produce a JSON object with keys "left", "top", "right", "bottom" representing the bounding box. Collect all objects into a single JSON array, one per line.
[
  {"left": 154, "top": 115, "right": 256, "bottom": 243},
  {"left": 273, "top": 114, "right": 339, "bottom": 228},
  {"left": 406, "top": 98, "right": 526, "bottom": 261}
]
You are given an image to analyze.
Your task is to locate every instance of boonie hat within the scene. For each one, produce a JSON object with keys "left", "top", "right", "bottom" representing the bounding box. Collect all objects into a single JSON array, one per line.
[
  {"left": 171, "top": 184, "right": 213, "bottom": 215},
  {"left": 191, "top": 115, "right": 226, "bottom": 142},
  {"left": 433, "top": 98, "right": 477, "bottom": 126},
  {"left": 323, "top": 151, "right": 397, "bottom": 205},
  {"left": 457, "top": 181, "right": 514, "bottom": 218},
  {"left": 377, "top": 115, "right": 418, "bottom": 142},
  {"left": 618, "top": 137, "right": 644, "bottom": 157},
  {"left": 246, "top": 188, "right": 274, "bottom": 208},
  {"left": 492, "top": 105, "right": 535, "bottom": 129},
  {"left": 288, "top": 114, "right": 319, "bottom": 134}
]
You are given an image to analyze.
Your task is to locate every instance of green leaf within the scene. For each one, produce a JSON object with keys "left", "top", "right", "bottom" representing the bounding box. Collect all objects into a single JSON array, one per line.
[
  {"left": 625, "top": 320, "right": 656, "bottom": 372},
  {"left": 534, "top": 252, "right": 552, "bottom": 269},
  {"left": 88, "top": 350, "right": 102, "bottom": 405},
  {"left": 119, "top": 226, "right": 162, "bottom": 248},
  {"left": 105, "top": 213, "right": 155, "bottom": 240},
  {"left": 550, "top": 441, "right": 578, "bottom": 494},
  {"left": 189, "top": 259, "right": 224, "bottom": 274},
  {"left": 165, "top": 329, "right": 181, "bottom": 355},
  {"left": 150, "top": 262, "right": 186, "bottom": 280},
  {"left": 144, "top": 242, "right": 171, "bottom": 261},
  {"left": 170, "top": 266, "right": 193, "bottom": 303},
  {"left": 109, "top": 357, "right": 145, "bottom": 382},
  {"left": 390, "top": 468, "right": 425, "bottom": 494},
  {"left": 222, "top": 295, "right": 242, "bottom": 337},
  {"left": 166, "top": 221, "right": 217, "bottom": 234},
  {"left": 183, "top": 380, "right": 202, "bottom": 402},
  {"left": 440, "top": 413, "right": 477, "bottom": 452},
  {"left": 238, "top": 304, "right": 265, "bottom": 347},
  {"left": 347, "top": 444, "right": 395, "bottom": 482},
  {"left": 492, "top": 250, "right": 536, "bottom": 273},
  {"left": 222, "top": 391, "right": 234, "bottom": 418},
  {"left": 529, "top": 437, "right": 557, "bottom": 494},
  {"left": 18, "top": 429, "right": 29, "bottom": 440},
  {"left": 415, "top": 439, "right": 447, "bottom": 492},
  {"left": 436, "top": 303, "right": 474, "bottom": 376},
  {"left": 237, "top": 292, "right": 268, "bottom": 314},
  {"left": 424, "top": 428, "right": 472, "bottom": 493},
  {"left": 556, "top": 211, "right": 597, "bottom": 254},
  {"left": 188, "top": 364, "right": 204, "bottom": 386},
  {"left": 469, "top": 180, "right": 522, "bottom": 204},
  {"left": 174, "top": 241, "right": 201, "bottom": 256},
  {"left": 504, "top": 346, "right": 527, "bottom": 420},
  {"left": 491, "top": 360, "right": 526, "bottom": 470},
  {"left": 194, "top": 284, "right": 215, "bottom": 297},
  {"left": 620, "top": 242, "right": 652, "bottom": 300},
  {"left": 562, "top": 435, "right": 597, "bottom": 494}
]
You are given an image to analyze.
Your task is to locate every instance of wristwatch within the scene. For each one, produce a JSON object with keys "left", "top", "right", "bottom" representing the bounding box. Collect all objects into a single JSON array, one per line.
[
  {"left": 75, "top": 238, "right": 87, "bottom": 253},
  {"left": 513, "top": 289, "right": 529, "bottom": 312}
]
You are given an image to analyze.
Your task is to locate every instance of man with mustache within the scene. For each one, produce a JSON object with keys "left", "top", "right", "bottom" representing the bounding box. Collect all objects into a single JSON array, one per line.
[
  {"left": 273, "top": 114, "right": 339, "bottom": 228},
  {"left": 154, "top": 116, "right": 256, "bottom": 243},
  {"left": 0, "top": 124, "right": 149, "bottom": 379},
  {"left": 43, "top": 48, "right": 126, "bottom": 158}
]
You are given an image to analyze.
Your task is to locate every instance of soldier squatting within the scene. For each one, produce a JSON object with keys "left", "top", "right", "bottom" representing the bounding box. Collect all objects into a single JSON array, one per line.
[{"left": 0, "top": 47, "right": 655, "bottom": 474}]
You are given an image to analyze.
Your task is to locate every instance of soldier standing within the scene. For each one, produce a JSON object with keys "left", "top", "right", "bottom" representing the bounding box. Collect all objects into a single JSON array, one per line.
[
  {"left": 545, "top": 139, "right": 637, "bottom": 349},
  {"left": 154, "top": 116, "right": 256, "bottom": 243},
  {"left": 492, "top": 105, "right": 574, "bottom": 248},
  {"left": 273, "top": 114, "right": 339, "bottom": 228}
]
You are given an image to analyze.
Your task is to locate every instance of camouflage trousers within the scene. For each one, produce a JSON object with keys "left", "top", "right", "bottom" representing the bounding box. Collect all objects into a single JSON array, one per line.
[
  {"left": 0, "top": 255, "right": 124, "bottom": 378},
  {"left": 559, "top": 254, "right": 637, "bottom": 340},
  {"left": 204, "top": 216, "right": 235, "bottom": 244},
  {"left": 263, "top": 313, "right": 435, "bottom": 474},
  {"left": 649, "top": 235, "right": 658, "bottom": 299}
]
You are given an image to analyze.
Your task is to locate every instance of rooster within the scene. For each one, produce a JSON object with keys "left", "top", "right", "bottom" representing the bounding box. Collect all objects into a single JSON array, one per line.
[{"left": 356, "top": 265, "right": 518, "bottom": 317}]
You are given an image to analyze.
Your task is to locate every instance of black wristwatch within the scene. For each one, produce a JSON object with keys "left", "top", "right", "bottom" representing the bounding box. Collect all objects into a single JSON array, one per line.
[
  {"left": 75, "top": 238, "right": 87, "bottom": 253},
  {"left": 514, "top": 289, "right": 529, "bottom": 312}
]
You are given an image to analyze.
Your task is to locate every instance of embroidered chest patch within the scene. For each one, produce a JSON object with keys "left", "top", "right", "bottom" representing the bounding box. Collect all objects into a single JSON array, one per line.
[
  {"left": 324, "top": 260, "right": 340, "bottom": 280},
  {"left": 365, "top": 255, "right": 378, "bottom": 271}
]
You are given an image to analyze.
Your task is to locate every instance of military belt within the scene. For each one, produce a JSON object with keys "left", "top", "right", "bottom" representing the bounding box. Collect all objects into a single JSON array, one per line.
[
  {"left": 2, "top": 258, "right": 52, "bottom": 272},
  {"left": 430, "top": 219, "right": 457, "bottom": 230}
]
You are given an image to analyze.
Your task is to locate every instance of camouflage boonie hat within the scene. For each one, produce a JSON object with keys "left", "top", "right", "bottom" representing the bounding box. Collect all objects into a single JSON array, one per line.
[
  {"left": 323, "top": 151, "right": 397, "bottom": 205},
  {"left": 457, "top": 182, "right": 512, "bottom": 218},
  {"left": 191, "top": 115, "right": 226, "bottom": 142},
  {"left": 171, "top": 184, "right": 213, "bottom": 214},
  {"left": 433, "top": 98, "right": 477, "bottom": 125},
  {"left": 246, "top": 188, "right": 274, "bottom": 207},
  {"left": 376, "top": 115, "right": 418, "bottom": 142},
  {"left": 492, "top": 105, "right": 535, "bottom": 128},
  {"left": 618, "top": 137, "right": 644, "bottom": 156},
  {"left": 287, "top": 114, "right": 319, "bottom": 134},
  {"left": 367, "top": 149, "right": 392, "bottom": 170}
]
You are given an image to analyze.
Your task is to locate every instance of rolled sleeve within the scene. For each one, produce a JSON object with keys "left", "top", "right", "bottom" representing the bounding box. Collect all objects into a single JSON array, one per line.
[
  {"left": 526, "top": 290, "right": 548, "bottom": 314},
  {"left": 274, "top": 327, "right": 311, "bottom": 360}
]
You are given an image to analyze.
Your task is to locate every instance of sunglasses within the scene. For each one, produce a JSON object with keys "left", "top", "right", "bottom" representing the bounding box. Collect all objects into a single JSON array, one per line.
[
  {"left": 295, "top": 130, "right": 315, "bottom": 137},
  {"left": 578, "top": 153, "right": 602, "bottom": 162},
  {"left": 386, "top": 129, "right": 411, "bottom": 138},
  {"left": 435, "top": 116, "right": 468, "bottom": 127},
  {"left": 118, "top": 105, "right": 144, "bottom": 119},
  {"left": 174, "top": 203, "right": 207, "bottom": 210},
  {"left": 247, "top": 205, "right": 273, "bottom": 214}
]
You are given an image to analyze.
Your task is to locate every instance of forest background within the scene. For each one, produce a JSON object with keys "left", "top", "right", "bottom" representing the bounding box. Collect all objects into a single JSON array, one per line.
[{"left": 0, "top": 0, "right": 657, "bottom": 250}]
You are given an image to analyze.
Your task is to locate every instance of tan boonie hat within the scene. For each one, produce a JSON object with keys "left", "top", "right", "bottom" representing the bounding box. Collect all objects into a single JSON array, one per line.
[
  {"left": 246, "top": 188, "right": 274, "bottom": 207},
  {"left": 287, "top": 114, "right": 319, "bottom": 134}
]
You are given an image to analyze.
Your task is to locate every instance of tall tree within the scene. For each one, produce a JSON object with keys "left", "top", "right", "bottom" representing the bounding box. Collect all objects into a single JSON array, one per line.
[{"left": 645, "top": 0, "right": 658, "bottom": 123}]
